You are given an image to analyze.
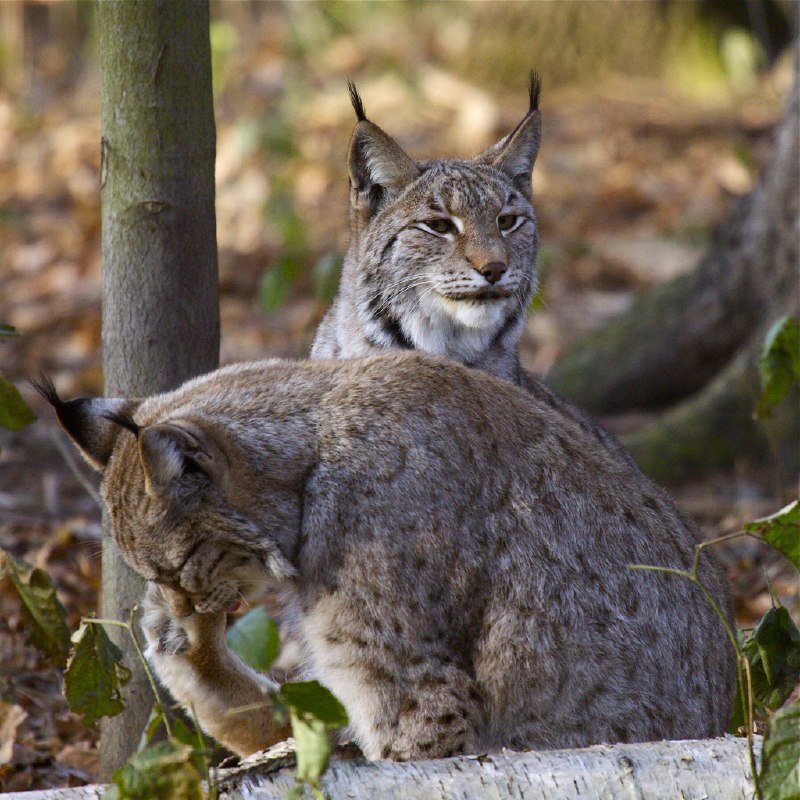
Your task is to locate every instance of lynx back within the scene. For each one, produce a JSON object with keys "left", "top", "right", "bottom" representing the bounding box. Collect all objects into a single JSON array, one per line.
[{"left": 39, "top": 354, "right": 735, "bottom": 761}]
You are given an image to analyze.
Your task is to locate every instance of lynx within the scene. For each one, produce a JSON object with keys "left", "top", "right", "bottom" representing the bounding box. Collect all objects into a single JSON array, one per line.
[
  {"left": 312, "top": 76, "right": 627, "bottom": 459},
  {"left": 38, "top": 353, "right": 735, "bottom": 760}
]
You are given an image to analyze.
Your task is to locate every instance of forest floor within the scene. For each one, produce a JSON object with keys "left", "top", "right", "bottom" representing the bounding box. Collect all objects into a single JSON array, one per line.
[{"left": 0, "top": 5, "right": 797, "bottom": 791}]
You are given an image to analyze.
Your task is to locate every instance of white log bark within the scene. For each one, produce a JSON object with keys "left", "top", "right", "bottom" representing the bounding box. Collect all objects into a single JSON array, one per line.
[{"left": 4, "top": 736, "right": 759, "bottom": 800}]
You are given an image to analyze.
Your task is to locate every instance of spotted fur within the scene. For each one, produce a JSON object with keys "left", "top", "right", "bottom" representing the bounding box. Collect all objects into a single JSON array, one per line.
[{"left": 43, "top": 353, "right": 736, "bottom": 761}]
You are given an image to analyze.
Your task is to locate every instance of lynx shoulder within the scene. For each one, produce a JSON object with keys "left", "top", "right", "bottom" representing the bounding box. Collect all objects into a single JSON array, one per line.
[
  {"left": 312, "top": 76, "right": 627, "bottom": 459},
  {"left": 38, "top": 353, "right": 735, "bottom": 760}
]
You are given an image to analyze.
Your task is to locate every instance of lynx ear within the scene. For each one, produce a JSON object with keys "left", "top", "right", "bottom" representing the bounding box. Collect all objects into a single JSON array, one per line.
[
  {"left": 137, "top": 422, "right": 222, "bottom": 499},
  {"left": 474, "top": 71, "right": 541, "bottom": 199},
  {"left": 347, "top": 82, "right": 420, "bottom": 219},
  {"left": 31, "top": 375, "right": 141, "bottom": 471}
]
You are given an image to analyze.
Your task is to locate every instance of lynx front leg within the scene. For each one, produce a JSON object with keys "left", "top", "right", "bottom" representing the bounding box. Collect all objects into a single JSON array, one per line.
[
  {"left": 141, "top": 583, "right": 290, "bottom": 756},
  {"left": 360, "top": 664, "right": 483, "bottom": 761},
  {"left": 390, "top": 671, "right": 483, "bottom": 760}
]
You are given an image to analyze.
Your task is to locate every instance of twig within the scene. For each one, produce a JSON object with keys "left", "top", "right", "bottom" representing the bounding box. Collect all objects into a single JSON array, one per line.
[
  {"left": 629, "top": 536, "right": 765, "bottom": 800},
  {"left": 190, "top": 704, "right": 218, "bottom": 800}
]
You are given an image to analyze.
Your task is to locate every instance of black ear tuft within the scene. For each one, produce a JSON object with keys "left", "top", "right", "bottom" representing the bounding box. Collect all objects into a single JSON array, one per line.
[
  {"left": 103, "top": 410, "right": 141, "bottom": 437},
  {"left": 528, "top": 70, "right": 542, "bottom": 113},
  {"left": 348, "top": 80, "right": 367, "bottom": 122},
  {"left": 30, "top": 373, "right": 62, "bottom": 409},
  {"left": 29, "top": 377, "right": 142, "bottom": 470}
]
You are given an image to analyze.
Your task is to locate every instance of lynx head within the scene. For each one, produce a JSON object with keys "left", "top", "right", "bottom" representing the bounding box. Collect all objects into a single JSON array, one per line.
[
  {"left": 32, "top": 376, "right": 295, "bottom": 614},
  {"left": 343, "top": 73, "right": 541, "bottom": 362}
]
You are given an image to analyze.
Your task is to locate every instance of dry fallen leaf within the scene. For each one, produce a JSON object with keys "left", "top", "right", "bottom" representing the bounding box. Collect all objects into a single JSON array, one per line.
[
  {"left": 56, "top": 741, "right": 99, "bottom": 777},
  {"left": 0, "top": 701, "right": 27, "bottom": 765}
]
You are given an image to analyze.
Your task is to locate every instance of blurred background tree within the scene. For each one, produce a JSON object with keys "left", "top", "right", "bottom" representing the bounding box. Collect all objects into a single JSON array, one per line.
[
  {"left": 549, "top": 45, "right": 798, "bottom": 483},
  {"left": 0, "top": 0, "right": 797, "bottom": 791}
]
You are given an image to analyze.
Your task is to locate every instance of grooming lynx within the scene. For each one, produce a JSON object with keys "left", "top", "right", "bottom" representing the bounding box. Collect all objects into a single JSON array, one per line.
[
  {"left": 313, "top": 76, "right": 626, "bottom": 458},
  {"left": 39, "top": 353, "right": 735, "bottom": 760}
]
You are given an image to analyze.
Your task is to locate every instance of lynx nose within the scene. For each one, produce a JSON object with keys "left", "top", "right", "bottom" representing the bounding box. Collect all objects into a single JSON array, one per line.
[{"left": 478, "top": 261, "right": 507, "bottom": 285}]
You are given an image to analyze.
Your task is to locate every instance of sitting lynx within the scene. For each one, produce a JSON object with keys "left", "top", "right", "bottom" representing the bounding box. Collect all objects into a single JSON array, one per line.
[
  {"left": 38, "top": 353, "right": 734, "bottom": 760},
  {"left": 313, "top": 76, "right": 626, "bottom": 459}
]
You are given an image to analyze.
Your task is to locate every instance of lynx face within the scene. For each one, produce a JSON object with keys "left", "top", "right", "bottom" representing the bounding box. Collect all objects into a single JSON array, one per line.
[
  {"left": 356, "top": 161, "right": 538, "bottom": 358},
  {"left": 31, "top": 377, "right": 295, "bottom": 615},
  {"left": 312, "top": 76, "right": 542, "bottom": 377},
  {"left": 312, "top": 75, "right": 635, "bottom": 460},
  {"left": 105, "top": 426, "right": 293, "bottom": 614}
]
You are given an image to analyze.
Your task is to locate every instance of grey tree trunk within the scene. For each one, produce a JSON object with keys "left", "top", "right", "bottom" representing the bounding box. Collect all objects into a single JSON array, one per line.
[
  {"left": 545, "top": 44, "right": 799, "bottom": 483},
  {"left": 97, "top": 0, "right": 219, "bottom": 780},
  {"left": 547, "top": 50, "right": 799, "bottom": 417},
  {"left": 4, "top": 737, "right": 761, "bottom": 800}
]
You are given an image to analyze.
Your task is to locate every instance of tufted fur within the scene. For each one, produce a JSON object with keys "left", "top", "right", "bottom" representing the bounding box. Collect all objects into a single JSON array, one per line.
[
  {"left": 312, "top": 75, "right": 628, "bottom": 460},
  {"left": 40, "top": 353, "right": 736, "bottom": 760}
]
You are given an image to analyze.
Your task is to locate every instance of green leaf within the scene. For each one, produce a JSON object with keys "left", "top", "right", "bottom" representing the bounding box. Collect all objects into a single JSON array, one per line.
[
  {"left": 280, "top": 681, "right": 348, "bottom": 791},
  {"left": 0, "top": 374, "right": 36, "bottom": 432},
  {"left": 169, "top": 716, "right": 214, "bottom": 778},
  {"left": 290, "top": 711, "right": 330, "bottom": 790},
  {"left": 746, "top": 501, "right": 800, "bottom": 572},
  {"left": 742, "top": 606, "right": 800, "bottom": 713},
  {"left": 280, "top": 680, "right": 348, "bottom": 728},
  {"left": 226, "top": 607, "right": 281, "bottom": 673},
  {"left": 170, "top": 717, "right": 204, "bottom": 751},
  {"left": 105, "top": 740, "right": 203, "bottom": 800},
  {"left": 0, "top": 324, "right": 19, "bottom": 338},
  {"left": 63, "top": 621, "right": 132, "bottom": 729},
  {"left": 760, "top": 700, "right": 800, "bottom": 800},
  {"left": 756, "top": 315, "right": 800, "bottom": 419},
  {"left": 144, "top": 706, "right": 166, "bottom": 745},
  {"left": 0, "top": 549, "right": 71, "bottom": 665}
]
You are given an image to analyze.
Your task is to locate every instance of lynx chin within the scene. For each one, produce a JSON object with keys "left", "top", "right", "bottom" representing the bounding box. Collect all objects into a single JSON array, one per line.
[
  {"left": 37, "top": 355, "right": 735, "bottom": 761},
  {"left": 313, "top": 74, "right": 628, "bottom": 459}
]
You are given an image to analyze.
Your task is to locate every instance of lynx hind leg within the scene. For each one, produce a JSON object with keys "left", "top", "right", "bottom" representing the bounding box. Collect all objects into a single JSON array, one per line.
[{"left": 375, "top": 667, "right": 483, "bottom": 761}]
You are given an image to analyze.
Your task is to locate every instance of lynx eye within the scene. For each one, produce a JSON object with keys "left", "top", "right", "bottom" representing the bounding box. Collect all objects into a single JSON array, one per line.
[
  {"left": 498, "top": 214, "right": 520, "bottom": 232},
  {"left": 418, "top": 218, "right": 456, "bottom": 236}
]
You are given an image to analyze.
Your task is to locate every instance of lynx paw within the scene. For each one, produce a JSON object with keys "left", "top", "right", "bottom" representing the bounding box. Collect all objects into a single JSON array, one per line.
[{"left": 141, "top": 583, "right": 191, "bottom": 656}]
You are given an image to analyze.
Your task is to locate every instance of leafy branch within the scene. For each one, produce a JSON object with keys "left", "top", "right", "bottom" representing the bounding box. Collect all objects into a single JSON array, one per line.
[
  {"left": 225, "top": 607, "right": 349, "bottom": 796},
  {"left": 1, "top": 554, "right": 347, "bottom": 797},
  {"left": 629, "top": 516, "right": 800, "bottom": 800},
  {"left": 629, "top": 533, "right": 764, "bottom": 800}
]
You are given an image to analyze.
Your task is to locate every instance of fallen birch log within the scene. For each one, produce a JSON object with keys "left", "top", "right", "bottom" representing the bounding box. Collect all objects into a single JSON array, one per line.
[{"left": 5, "top": 736, "right": 759, "bottom": 800}]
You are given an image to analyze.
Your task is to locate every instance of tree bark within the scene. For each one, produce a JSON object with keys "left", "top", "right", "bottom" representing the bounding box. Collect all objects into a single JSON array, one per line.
[
  {"left": 546, "top": 59, "right": 799, "bottom": 416},
  {"left": 97, "top": 0, "right": 219, "bottom": 780},
  {"left": 621, "top": 339, "right": 800, "bottom": 484},
  {"left": 4, "top": 737, "right": 761, "bottom": 800},
  {"left": 617, "top": 64, "right": 800, "bottom": 483}
]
